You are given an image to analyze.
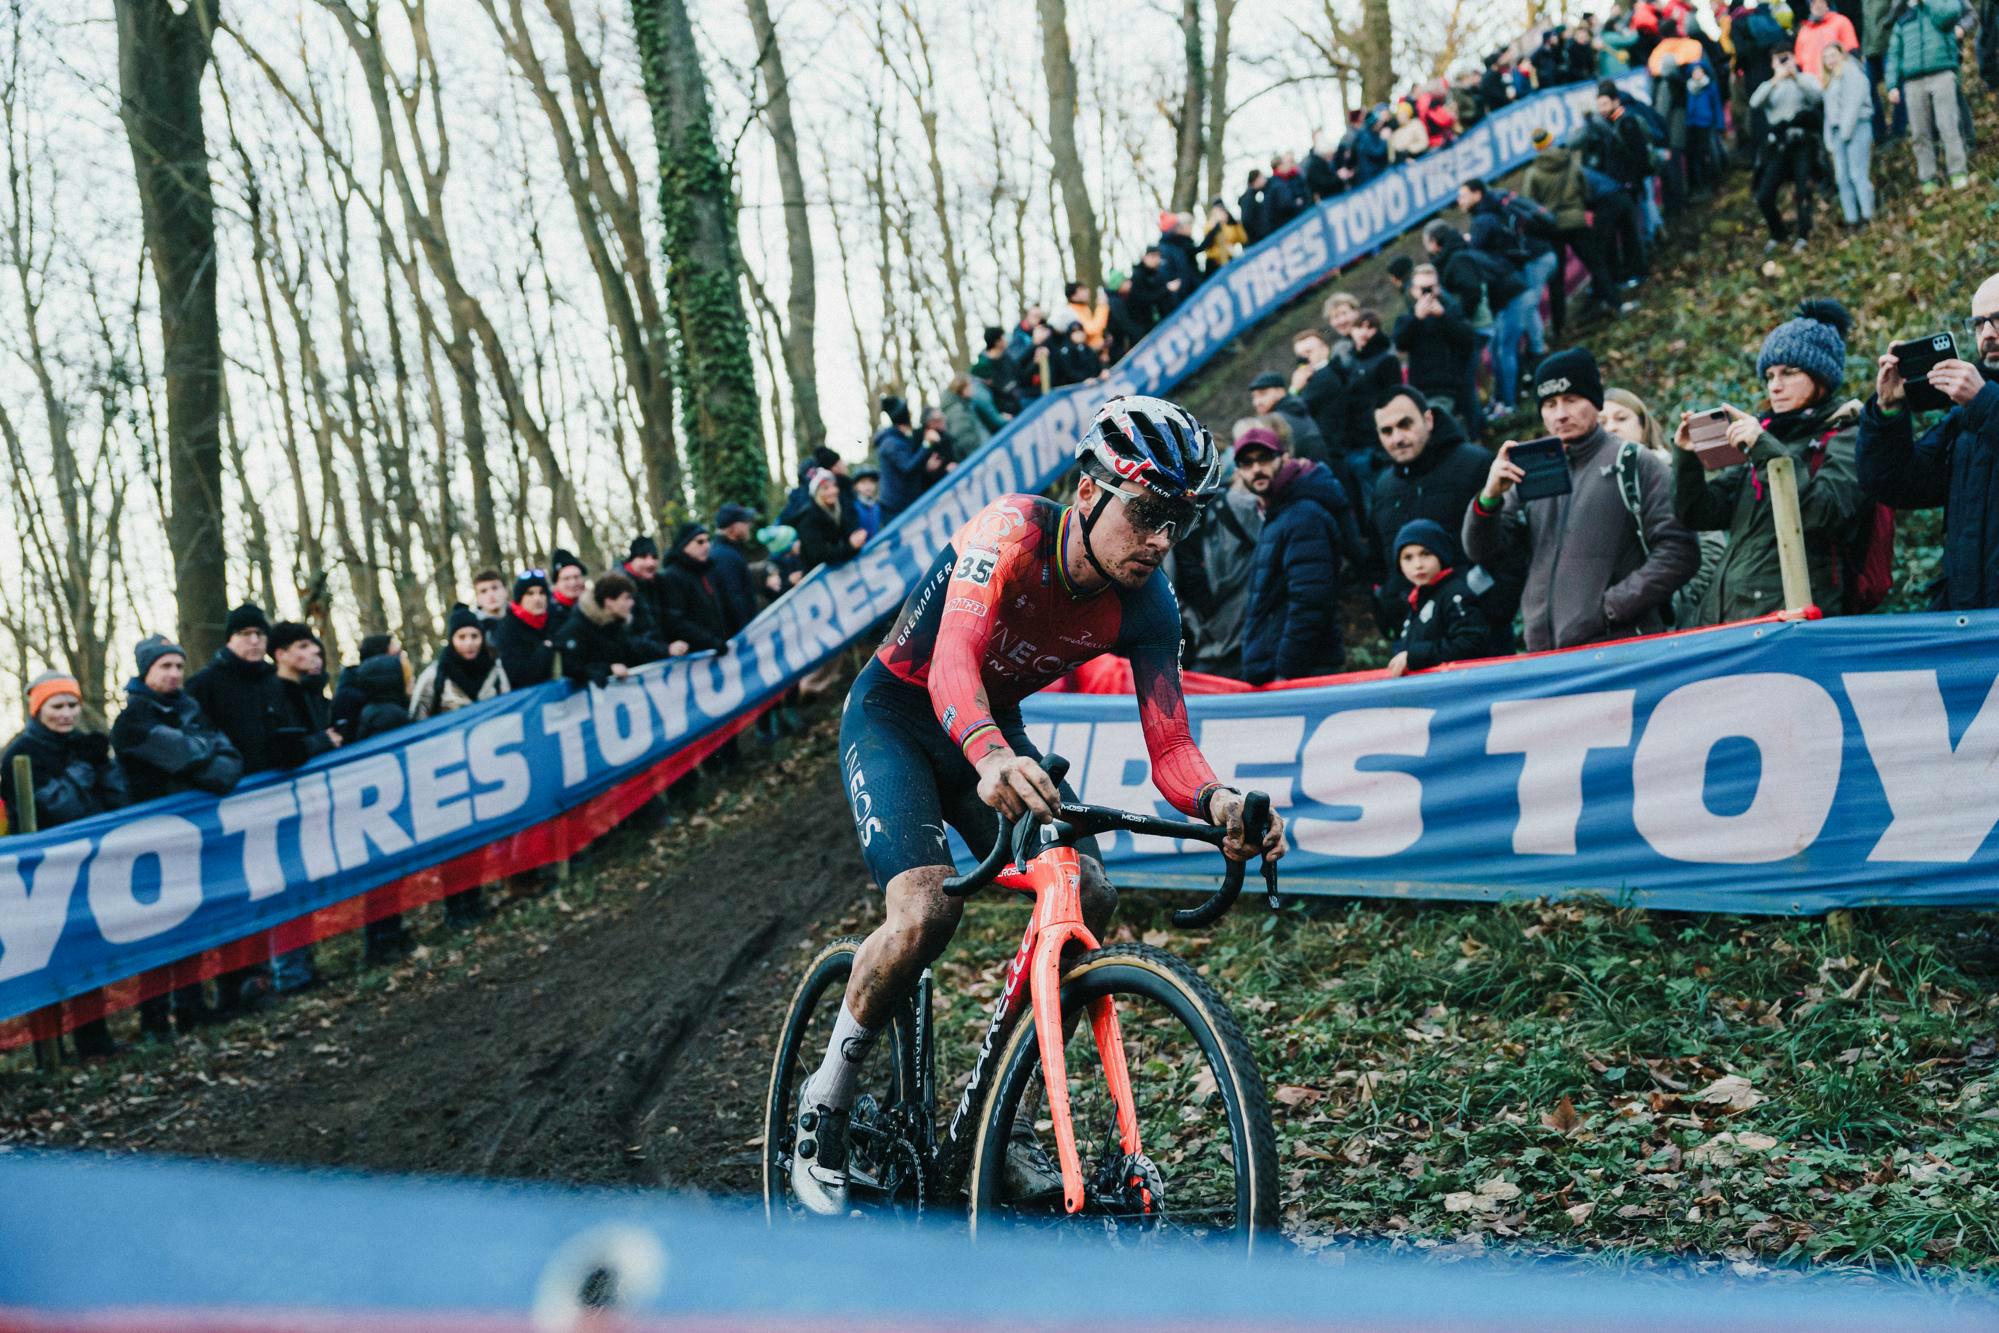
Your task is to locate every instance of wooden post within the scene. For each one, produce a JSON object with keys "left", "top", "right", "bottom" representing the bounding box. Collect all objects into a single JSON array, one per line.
[
  {"left": 1035, "top": 346, "right": 1053, "bottom": 399},
  {"left": 13, "top": 754, "right": 61, "bottom": 1069},
  {"left": 1764, "top": 456, "right": 1814, "bottom": 615},
  {"left": 551, "top": 648, "right": 570, "bottom": 886}
]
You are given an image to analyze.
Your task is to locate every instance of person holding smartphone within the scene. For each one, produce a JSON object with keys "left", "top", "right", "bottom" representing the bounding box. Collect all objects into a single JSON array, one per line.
[
  {"left": 1462, "top": 347, "right": 1696, "bottom": 650},
  {"left": 1672, "top": 300, "right": 1866, "bottom": 623}
]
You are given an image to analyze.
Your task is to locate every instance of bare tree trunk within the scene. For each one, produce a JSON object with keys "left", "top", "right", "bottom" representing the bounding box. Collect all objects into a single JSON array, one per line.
[
  {"left": 1036, "top": 0, "right": 1101, "bottom": 290},
  {"left": 1204, "top": 0, "right": 1237, "bottom": 203},
  {"left": 1169, "top": 0, "right": 1206, "bottom": 215},
  {"left": 1360, "top": 0, "right": 1394, "bottom": 107},
  {"left": 745, "top": 0, "right": 824, "bottom": 459},
  {"left": 113, "top": 0, "right": 228, "bottom": 661}
]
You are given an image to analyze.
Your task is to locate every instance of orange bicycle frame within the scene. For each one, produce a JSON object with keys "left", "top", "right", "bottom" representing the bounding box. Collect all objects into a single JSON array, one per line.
[{"left": 989, "top": 843, "right": 1142, "bottom": 1216}]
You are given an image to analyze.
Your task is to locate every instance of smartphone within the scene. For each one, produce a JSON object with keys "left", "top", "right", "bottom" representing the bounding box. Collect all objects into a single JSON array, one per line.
[
  {"left": 1686, "top": 406, "right": 1747, "bottom": 470},
  {"left": 1508, "top": 436, "right": 1571, "bottom": 502},
  {"left": 1890, "top": 331, "right": 1959, "bottom": 413}
]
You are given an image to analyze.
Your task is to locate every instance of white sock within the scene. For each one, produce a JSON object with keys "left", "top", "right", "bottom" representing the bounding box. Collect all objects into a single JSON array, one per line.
[{"left": 806, "top": 1002, "right": 880, "bottom": 1112}]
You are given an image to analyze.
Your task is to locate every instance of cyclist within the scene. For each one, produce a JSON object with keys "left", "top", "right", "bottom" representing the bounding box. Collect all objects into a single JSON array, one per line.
[{"left": 794, "top": 395, "right": 1287, "bottom": 1214}]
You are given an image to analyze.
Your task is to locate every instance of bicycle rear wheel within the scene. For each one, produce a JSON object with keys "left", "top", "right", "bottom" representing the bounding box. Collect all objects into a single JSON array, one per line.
[
  {"left": 762, "top": 936, "right": 923, "bottom": 1222},
  {"left": 965, "top": 943, "right": 1279, "bottom": 1250}
]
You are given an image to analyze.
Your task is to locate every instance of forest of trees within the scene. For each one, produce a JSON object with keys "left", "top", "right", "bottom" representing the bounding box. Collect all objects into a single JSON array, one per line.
[{"left": 2, "top": 0, "right": 1523, "bottom": 713}]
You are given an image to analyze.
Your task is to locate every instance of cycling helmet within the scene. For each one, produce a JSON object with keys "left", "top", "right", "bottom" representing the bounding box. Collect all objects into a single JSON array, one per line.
[{"left": 1077, "top": 396, "right": 1224, "bottom": 506}]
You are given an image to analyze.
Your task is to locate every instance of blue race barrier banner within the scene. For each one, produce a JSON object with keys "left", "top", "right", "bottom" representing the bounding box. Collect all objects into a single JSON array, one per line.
[
  {"left": 0, "top": 74, "right": 1641, "bottom": 1026},
  {"left": 1013, "top": 613, "right": 1999, "bottom": 915}
]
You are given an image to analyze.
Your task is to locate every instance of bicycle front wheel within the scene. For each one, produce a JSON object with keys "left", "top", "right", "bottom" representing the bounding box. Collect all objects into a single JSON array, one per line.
[{"left": 966, "top": 943, "right": 1279, "bottom": 1250}]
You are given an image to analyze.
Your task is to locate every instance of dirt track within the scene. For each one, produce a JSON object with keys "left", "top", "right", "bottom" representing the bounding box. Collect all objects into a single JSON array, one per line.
[{"left": 0, "top": 722, "right": 874, "bottom": 1196}]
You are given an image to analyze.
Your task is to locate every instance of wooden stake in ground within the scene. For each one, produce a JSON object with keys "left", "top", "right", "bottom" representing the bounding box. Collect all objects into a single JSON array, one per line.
[
  {"left": 12, "top": 753, "right": 59, "bottom": 1069},
  {"left": 1764, "top": 456, "right": 1815, "bottom": 615}
]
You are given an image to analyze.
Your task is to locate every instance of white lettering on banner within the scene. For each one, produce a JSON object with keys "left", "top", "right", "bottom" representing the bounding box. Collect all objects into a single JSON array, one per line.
[
  {"left": 1846, "top": 670, "right": 1999, "bottom": 861},
  {"left": 1197, "top": 715, "right": 1302, "bottom": 808},
  {"left": 1077, "top": 722, "right": 1181, "bottom": 855},
  {"left": 541, "top": 692, "right": 593, "bottom": 787},
  {"left": 591, "top": 682, "right": 654, "bottom": 768},
  {"left": 329, "top": 754, "right": 414, "bottom": 871},
  {"left": 219, "top": 783, "right": 301, "bottom": 901},
  {"left": 294, "top": 771, "right": 339, "bottom": 880},
  {"left": 767, "top": 598, "right": 805, "bottom": 679},
  {"left": 406, "top": 730, "right": 474, "bottom": 844},
  {"left": 0, "top": 840, "right": 90, "bottom": 983},
  {"left": 1632, "top": 674, "right": 1842, "bottom": 863},
  {"left": 640, "top": 662, "right": 690, "bottom": 740},
  {"left": 823, "top": 560, "right": 872, "bottom": 637},
  {"left": 1486, "top": 691, "right": 1637, "bottom": 855},
  {"left": 1293, "top": 709, "right": 1433, "bottom": 857},
  {"left": 691, "top": 650, "right": 746, "bottom": 716},
  {"left": 87, "top": 816, "right": 203, "bottom": 945},
  {"left": 468, "top": 714, "right": 531, "bottom": 821},
  {"left": 857, "top": 546, "right": 903, "bottom": 620},
  {"left": 790, "top": 580, "right": 846, "bottom": 665}
]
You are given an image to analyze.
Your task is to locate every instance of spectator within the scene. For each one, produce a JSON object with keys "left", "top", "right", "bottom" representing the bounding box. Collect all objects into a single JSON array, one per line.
[
  {"left": 1674, "top": 301, "right": 1866, "bottom": 623},
  {"left": 1460, "top": 178, "right": 1551, "bottom": 411},
  {"left": 2, "top": 671, "right": 127, "bottom": 1057},
  {"left": 1463, "top": 348, "right": 1698, "bottom": 649},
  {"left": 972, "top": 325, "right": 1024, "bottom": 415},
  {"left": 1589, "top": 79, "right": 1658, "bottom": 197},
  {"left": 942, "top": 370, "right": 1006, "bottom": 450},
  {"left": 1884, "top": 0, "right": 1971, "bottom": 192},
  {"left": 1388, "top": 101, "right": 1431, "bottom": 159},
  {"left": 1324, "top": 292, "right": 1362, "bottom": 365},
  {"left": 1863, "top": 0, "right": 1911, "bottom": 141},
  {"left": 757, "top": 523, "right": 805, "bottom": 603},
  {"left": 850, "top": 467, "right": 884, "bottom": 539},
  {"left": 1177, "top": 426, "right": 1268, "bottom": 679},
  {"left": 1393, "top": 268, "right": 1480, "bottom": 429},
  {"left": 1601, "top": 387, "right": 1671, "bottom": 455},
  {"left": 1105, "top": 269, "right": 1148, "bottom": 362},
  {"left": 331, "top": 633, "right": 399, "bottom": 740},
  {"left": 1264, "top": 153, "right": 1312, "bottom": 229},
  {"left": 1820, "top": 44, "right": 1877, "bottom": 227},
  {"left": 1233, "top": 425, "right": 1366, "bottom": 684},
  {"left": 1857, "top": 271, "right": 1999, "bottom": 609},
  {"left": 875, "top": 395, "right": 951, "bottom": 521},
  {"left": 1384, "top": 520, "right": 1491, "bottom": 675},
  {"left": 1304, "top": 134, "right": 1343, "bottom": 200},
  {"left": 1003, "top": 305, "right": 1044, "bottom": 375},
  {"left": 1369, "top": 387, "right": 1497, "bottom": 628},
  {"left": 1128, "top": 246, "right": 1173, "bottom": 330},
  {"left": 659, "top": 522, "right": 730, "bottom": 655},
  {"left": 1238, "top": 168, "right": 1273, "bottom": 244},
  {"left": 1534, "top": 27, "right": 1568, "bottom": 87},
  {"left": 1797, "top": 0, "right": 1862, "bottom": 72},
  {"left": 1682, "top": 54, "right": 1728, "bottom": 194},
  {"left": 1424, "top": 219, "right": 1528, "bottom": 415},
  {"left": 1156, "top": 213, "right": 1202, "bottom": 307},
  {"left": 1293, "top": 329, "right": 1352, "bottom": 444},
  {"left": 1750, "top": 45, "right": 1824, "bottom": 251},
  {"left": 472, "top": 568, "right": 507, "bottom": 634},
  {"left": 1580, "top": 159, "right": 1648, "bottom": 291},
  {"left": 408, "top": 605, "right": 507, "bottom": 928},
  {"left": 1520, "top": 129, "right": 1623, "bottom": 327},
  {"left": 185, "top": 603, "right": 285, "bottom": 776},
  {"left": 1062, "top": 280, "right": 1110, "bottom": 351},
  {"left": 780, "top": 445, "right": 849, "bottom": 526},
  {"left": 1049, "top": 321, "right": 1102, "bottom": 387},
  {"left": 268, "top": 622, "right": 338, "bottom": 993},
  {"left": 1342, "top": 310, "right": 1404, "bottom": 459},
  {"left": 492, "top": 569, "right": 555, "bottom": 688},
  {"left": 710, "top": 502, "right": 767, "bottom": 632},
  {"left": 1354, "top": 106, "right": 1393, "bottom": 184},
  {"left": 1199, "top": 199, "right": 1248, "bottom": 273},
  {"left": 621, "top": 535, "right": 670, "bottom": 641},
  {"left": 343, "top": 643, "right": 416, "bottom": 965},
  {"left": 1249, "top": 370, "right": 1331, "bottom": 463},
  {"left": 549, "top": 550, "right": 588, "bottom": 625},
  {"left": 114, "top": 635, "right": 242, "bottom": 1039},
  {"left": 553, "top": 571, "right": 666, "bottom": 689},
  {"left": 797, "top": 467, "right": 867, "bottom": 572}
]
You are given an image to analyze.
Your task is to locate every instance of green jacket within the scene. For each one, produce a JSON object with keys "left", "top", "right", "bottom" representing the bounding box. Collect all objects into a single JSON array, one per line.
[
  {"left": 1884, "top": 0, "right": 1965, "bottom": 87},
  {"left": 1673, "top": 399, "right": 1866, "bottom": 624},
  {"left": 1862, "top": 0, "right": 1897, "bottom": 56},
  {"left": 1520, "top": 147, "right": 1590, "bottom": 231}
]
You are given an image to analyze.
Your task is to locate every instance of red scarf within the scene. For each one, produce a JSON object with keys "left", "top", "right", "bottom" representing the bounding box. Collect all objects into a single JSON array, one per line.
[
  {"left": 1408, "top": 567, "right": 1456, "bottom": 608},
  {"left": 510, "top": 601, "right": 548, "bottom": 631}
]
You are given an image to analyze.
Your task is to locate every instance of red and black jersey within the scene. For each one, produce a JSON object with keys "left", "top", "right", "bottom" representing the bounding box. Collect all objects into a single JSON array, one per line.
[{"left": 876, "top": 494, "right": 1220, "bottom": 816}]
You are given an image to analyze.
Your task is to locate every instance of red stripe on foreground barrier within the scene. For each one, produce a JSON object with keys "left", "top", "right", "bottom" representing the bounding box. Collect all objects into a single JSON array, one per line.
[
  {"left": 1048, "top": 611, "right": 1810, "bottom": 696},
  {"left": 0, "top": 706, "right": 767, "bottom": 1052}
]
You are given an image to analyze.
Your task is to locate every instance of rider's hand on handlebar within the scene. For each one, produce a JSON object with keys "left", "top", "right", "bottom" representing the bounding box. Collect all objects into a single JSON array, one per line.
[
  {"left": 975, "top": 751, "right": 1062, "bottom": 823},
  {"left": 1210, "top": 790, "right": 1286, "bottom": 865}
]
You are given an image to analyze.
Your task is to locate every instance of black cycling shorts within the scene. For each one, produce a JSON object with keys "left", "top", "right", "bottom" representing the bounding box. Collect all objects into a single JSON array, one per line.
[{"left": 839, "top": 657, "right": 1101, "bottom": 890}]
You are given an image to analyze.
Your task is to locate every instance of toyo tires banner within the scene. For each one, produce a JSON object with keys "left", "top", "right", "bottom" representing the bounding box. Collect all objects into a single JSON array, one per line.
[
  {"left": 0, "top": 74, "right": 1641, "bottom": 1025},
  {"left": 1016, "top": 613, "right": 1999, "bottom": 915}
]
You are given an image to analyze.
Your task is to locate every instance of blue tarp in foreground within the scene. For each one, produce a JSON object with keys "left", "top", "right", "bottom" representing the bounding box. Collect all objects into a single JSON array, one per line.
[
  {"left": 1019, "top": 613, "right": 1999, "bottom": 915},
  {"left": 0, "top": 72, "right": 1639, "bottom": 1025}
]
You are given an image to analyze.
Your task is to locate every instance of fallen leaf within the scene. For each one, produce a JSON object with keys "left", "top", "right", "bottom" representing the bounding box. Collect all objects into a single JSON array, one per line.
[
  {"left": 1191, "top": 1067, "right": 1218, "bottom": 1101},
  {"left": 1273, "top": 1085, "right": 1324, "bottom": 1109},
  {"left": 1539, "top": 1095, "right": 1581, "bottom": 1136},
  {"left": 1476, "top": 1177, "right": 1521, "bottom": 1202},
  {"left": 1693, "top": 1073, "right": 1764, "bottom": 1111},
  {"left": 1565, "top": 1201, "right": 1595, "bottom": 1225}
]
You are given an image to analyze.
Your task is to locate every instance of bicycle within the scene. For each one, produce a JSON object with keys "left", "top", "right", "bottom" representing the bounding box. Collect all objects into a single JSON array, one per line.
[{"left": 763, "top": 755, "right": 1283, "bottom": 1248}]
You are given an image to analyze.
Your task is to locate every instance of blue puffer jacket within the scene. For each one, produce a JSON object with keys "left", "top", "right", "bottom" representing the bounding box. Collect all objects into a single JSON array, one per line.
[
  {"left": 1241, "top": 459, "right": 1354, "bottom": 684},
  {"left": 1856, "top": 371, "right": 1999, "bottom": 610}
]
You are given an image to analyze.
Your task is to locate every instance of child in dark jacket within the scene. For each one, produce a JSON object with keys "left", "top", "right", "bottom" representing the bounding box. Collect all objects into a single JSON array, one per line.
[
  {"left": 1386, "top": 519, "right": 1490, "bottom": 675},
  {"left": 341, "top": 647, "right": 416, "bottom": 963}
]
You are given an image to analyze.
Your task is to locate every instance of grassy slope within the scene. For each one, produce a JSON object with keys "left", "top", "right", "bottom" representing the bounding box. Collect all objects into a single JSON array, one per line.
[{"left": 943, "top": 116, "right": 1999, "bottom": 1278}]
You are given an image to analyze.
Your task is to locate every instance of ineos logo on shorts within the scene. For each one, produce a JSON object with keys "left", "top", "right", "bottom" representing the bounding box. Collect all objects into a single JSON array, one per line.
[{"left": 843, "top": 745, "right": 883, "bottom": 847}]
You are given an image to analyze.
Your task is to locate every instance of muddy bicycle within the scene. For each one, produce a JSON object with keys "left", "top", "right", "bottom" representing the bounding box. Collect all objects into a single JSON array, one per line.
[{"left": 763, "top": 756, "right": 1282, "bottom": 1248}]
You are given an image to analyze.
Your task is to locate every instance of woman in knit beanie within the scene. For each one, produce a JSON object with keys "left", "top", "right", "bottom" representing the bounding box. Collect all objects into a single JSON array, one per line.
[{"left": 1671, "top": 299, "right": 1868, "bottom": 624}]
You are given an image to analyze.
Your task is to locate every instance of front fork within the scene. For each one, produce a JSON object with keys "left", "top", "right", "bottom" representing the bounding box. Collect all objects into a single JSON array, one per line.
[{"left": 1030, "top": 921, "right": 1142, "bottom": 1214}]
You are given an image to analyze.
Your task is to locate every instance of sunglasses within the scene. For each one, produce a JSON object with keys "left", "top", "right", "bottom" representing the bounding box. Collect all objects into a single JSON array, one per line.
[{"left": 1102, "top": 484, "right": 1197, "bottom": 542}]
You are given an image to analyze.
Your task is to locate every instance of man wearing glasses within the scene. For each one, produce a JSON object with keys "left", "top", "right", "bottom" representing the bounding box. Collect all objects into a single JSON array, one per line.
[{"left": 1857, "top": 275, "right": 1999, "bottom": 609}]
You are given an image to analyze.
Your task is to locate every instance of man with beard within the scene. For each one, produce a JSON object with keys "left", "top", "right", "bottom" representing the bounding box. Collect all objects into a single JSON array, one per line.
[
  {"left": 1858, "top": 273, "right": 1999, "bottom": 608},
  {"left": 1233, "top": 425, "right": 1367, "bottom": 684}
]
